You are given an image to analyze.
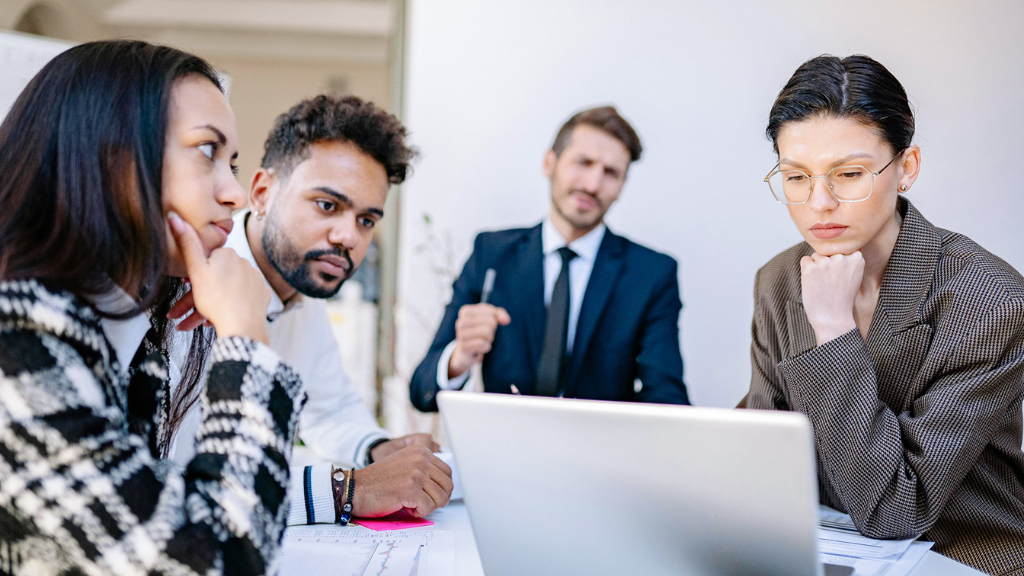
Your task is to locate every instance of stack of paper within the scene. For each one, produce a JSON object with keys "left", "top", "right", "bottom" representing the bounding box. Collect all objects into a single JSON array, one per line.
[{"left": 818, "top": 507, "right": 933, "bottom": 576}]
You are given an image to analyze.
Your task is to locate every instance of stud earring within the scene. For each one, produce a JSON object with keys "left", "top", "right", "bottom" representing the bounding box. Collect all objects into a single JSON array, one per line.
[
  {"left": 256, "top": 211, "right": 264, "bottom": 221},
  {"left": 900, "top": 185, "right": 908, "bottom": 192}
]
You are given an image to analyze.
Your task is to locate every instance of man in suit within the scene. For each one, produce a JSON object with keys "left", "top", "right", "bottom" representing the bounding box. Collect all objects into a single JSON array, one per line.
[{"left": 410, "top": 106, "right": 689, "bottom": 411}]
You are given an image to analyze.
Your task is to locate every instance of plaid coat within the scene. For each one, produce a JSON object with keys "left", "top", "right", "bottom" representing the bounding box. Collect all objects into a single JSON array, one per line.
[
  {"left": 0, "top": 280, "right": 304, "bottom": 575},
  {"left": 746, "top": 197, "right": 1024, "bottom": 575}
]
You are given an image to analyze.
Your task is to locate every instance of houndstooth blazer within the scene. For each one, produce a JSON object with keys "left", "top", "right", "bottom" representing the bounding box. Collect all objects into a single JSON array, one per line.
[
  {"left": 745, "top": 197, "right": 1024, "bottom": 575},
  {"left": 0, "top": 280, "right": 305, "bottom": 575}
]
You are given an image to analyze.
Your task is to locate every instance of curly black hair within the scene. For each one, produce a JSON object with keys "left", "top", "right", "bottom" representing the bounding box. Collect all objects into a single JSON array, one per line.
[{"left": 261, "top": 94, "right": 417, "bottom": 184}]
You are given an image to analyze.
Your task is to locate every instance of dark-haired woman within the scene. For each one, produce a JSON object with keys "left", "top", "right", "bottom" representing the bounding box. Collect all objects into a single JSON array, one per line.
[
  {"left": 0, "top": 41, "right": 303, "bottom": 574},
  {"left": 745, "top": 55, "right": 1024, "bottom": 575}
]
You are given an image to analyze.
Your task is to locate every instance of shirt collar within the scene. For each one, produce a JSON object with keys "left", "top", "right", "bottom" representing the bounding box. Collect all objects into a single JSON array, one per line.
[
  {"left": 92, "top": 285, "right": 151, "bottom": 374},
  {"left": 225, "top": 210, "right": 302, "bottom": 320},
  {"left": 541, "top": 216, "right": 606, "bottom": 262}
]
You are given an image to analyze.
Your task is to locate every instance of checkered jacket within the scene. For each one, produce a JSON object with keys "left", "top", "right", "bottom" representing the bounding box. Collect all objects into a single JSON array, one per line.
[
  {"left": 0, "top": 280, "right": 305, "bottom": 575},
  {"left": 746, "top": 197, "right": 1024, "bottom": 575}
]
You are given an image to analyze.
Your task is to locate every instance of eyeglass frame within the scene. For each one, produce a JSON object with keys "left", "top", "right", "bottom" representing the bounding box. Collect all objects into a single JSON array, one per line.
[{"left": 763, "top": 150, "right": 904, "bottom": 205}]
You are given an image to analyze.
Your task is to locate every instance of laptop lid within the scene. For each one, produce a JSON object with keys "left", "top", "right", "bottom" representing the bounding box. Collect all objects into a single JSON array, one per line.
[{"left": 439, "top": 392, "right": 822, "bottom": 576}]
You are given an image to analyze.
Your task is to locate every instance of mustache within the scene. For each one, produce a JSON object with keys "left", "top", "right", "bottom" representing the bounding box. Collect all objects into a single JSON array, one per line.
[{"left": 304, "top": 248, "right": 354, "bottom": 277}]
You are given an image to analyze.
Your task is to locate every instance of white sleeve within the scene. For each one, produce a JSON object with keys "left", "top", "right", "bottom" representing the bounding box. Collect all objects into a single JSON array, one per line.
[
  {"left": 291, "top": 303, "right": 389, "bottom": 469},
  {"left": 437, "top": 340, "right": 471, "bottom": 391},
  {"left": 286, "top": 463, "right": 336, "bottom": 526}
]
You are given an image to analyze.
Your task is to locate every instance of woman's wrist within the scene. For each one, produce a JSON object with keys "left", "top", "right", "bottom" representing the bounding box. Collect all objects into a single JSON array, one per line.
[{"left": 809, "top": 316, "right": 857, "bottom": 347}]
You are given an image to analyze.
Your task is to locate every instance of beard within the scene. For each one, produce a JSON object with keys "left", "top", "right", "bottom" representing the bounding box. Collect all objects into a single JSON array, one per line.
[
  {"left": 261, "top": 212, "right": 353, "bottom": 299},
  {"left": 553, "top": 189, "right": 606, "bottom": 231}
]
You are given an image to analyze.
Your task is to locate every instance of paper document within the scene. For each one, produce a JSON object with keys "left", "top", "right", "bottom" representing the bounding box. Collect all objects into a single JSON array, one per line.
[
  {"left": 818, "top": 506, "right": 933, "bottom": 576},
  {"left": 817, "top": 527, "right": 916, "bottom": 559},
  {"left": 278, "top": 526, "right": 454, "bottom": 576},
  {"left": 821, "top": 541, "right": 933, "bottom": 576}
]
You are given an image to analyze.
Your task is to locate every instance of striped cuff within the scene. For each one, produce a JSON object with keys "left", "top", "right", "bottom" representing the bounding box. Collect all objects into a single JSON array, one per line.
[
  {"left": 286, "top": 463, "right": 336, "bottom": 525},
  {"left": 356, "top": 432, "right": 391, "bottom": 468}
]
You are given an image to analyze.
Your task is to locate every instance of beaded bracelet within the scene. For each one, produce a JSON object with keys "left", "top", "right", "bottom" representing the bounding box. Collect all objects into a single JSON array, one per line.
[{"left": 331, "top": 467, "right": 355, "bottom": 525}]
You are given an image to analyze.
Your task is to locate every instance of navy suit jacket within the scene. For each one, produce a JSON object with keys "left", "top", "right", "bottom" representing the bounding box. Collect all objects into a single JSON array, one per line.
[{"left": 410, "top": 223, "right": 689, "bottom": 412}]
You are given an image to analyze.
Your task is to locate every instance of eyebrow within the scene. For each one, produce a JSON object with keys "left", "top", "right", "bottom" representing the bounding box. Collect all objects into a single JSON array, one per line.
[
  {"left": 193, "top": 124, "right": 239, "bottom": 161},
  {"left": 780, "top": 152, "right": 874, "bottom": 170},
  {"left": 194, "top": 124, "right": 227, "bottom": 145},
  {"left": 313, "top": 186, "right": 385, "bottom": 217}
]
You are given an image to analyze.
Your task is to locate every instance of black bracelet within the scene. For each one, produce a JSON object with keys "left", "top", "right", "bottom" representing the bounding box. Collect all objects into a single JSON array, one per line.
[
  {"left": 340, "top": 470, "right": 355, "bottom": 525},
  {"left": 365, "top": 438, "right": 389, "bottom": 464},
  {"left": 331, "top": 467, "right": 346, "bottom": 524}
]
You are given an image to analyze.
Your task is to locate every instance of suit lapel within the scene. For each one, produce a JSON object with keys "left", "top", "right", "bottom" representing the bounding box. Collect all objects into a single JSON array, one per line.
[
  {"left": 865, "top": 198, "right": 938, "bottom": 410},
  {"left": 566, "top": 230, "right": 626, "bottom": 394},
  {"left": 511, "top": 224, "right": 546, "bottom": 385},
  {"left": 873, "top": 197, "right": 940, "bottom": 335}
]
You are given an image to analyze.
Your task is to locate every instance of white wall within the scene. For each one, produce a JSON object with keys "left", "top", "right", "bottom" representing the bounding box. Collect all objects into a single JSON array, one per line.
[
  {"left": 0, "top": 29, "right": 71, "bottom": 118},
  {"left": 396, "top": 0, "right": 1024, "bottom": 412}
]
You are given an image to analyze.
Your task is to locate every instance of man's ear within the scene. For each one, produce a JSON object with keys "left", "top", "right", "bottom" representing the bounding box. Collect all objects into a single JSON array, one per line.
[
  {"left": 249, "top": 168, "right": 275, "bottom": 214},
  {"left": 542, "top": 150, "right": 557, "bottom": 179}
]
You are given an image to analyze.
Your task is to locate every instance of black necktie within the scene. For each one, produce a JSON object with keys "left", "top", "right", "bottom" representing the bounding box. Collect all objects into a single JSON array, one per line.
[{"left": 535, "top": 246, "right": 577, "bottom": 397}]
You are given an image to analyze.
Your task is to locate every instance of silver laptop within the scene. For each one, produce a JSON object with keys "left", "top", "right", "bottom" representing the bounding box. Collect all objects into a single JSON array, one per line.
[{"left": 439, "top": 392, "right": 840, "bottom": 576}]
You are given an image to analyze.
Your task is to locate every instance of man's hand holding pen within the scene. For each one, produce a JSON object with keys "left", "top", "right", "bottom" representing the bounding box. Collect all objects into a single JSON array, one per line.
[{"left": 448, "top": 303, "right": 511, "bottom": 378}]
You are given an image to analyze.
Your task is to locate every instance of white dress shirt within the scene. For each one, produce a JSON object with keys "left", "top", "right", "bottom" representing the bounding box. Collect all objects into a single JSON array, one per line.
[
  {"left": 167, "top": 210, "right": 389, "bottom": 526},
  {"left": 94, "top": 287, "right": 151, "bottom": 378},
  {"left": 437, "top": 218, "right": 607, "bottom": 390}
]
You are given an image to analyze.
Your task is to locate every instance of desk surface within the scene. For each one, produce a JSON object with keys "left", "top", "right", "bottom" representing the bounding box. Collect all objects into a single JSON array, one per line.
[
  {"left": 414, "top": 502, "right": 982, "bottom": 576},
  {"left": 290, "top": 448, "right": 981, "bottom": 575}
]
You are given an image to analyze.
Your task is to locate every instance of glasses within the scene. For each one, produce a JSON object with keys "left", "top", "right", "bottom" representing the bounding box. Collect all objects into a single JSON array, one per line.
[{"left": 763, "top": 151, "right": 903, "bottom": 205}]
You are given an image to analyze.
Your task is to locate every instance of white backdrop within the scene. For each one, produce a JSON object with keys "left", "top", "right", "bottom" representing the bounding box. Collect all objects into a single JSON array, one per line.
[
  {"left": 395, "top": 0, "right": 1024, "bottom": 413},
  {"left": 0, "top": 30, "right": 71, "bottom": 119}
]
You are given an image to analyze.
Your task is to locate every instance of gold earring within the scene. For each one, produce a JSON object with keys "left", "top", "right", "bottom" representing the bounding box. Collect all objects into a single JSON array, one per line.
[{"left": 900, "top": 185, "right": 908, "bottom": 192}]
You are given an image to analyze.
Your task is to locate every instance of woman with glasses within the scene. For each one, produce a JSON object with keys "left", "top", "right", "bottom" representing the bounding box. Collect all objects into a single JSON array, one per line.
[{"left": 746, "top": 55, "right": 1024, "bottom": 575}]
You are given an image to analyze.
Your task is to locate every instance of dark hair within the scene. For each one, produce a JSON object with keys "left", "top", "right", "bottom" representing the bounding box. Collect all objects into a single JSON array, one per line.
[
  {"left": 552, "top": 106, "right": 643, "bottom": 162},
  {"left": 766, "top": 54, "right": 915, "bottom": 154},
  {"left": 0, "top": 40, "right": 221, "bottom": 455},
  {"left": 261, "top": 94, "right": 417, "bottom": 184}
]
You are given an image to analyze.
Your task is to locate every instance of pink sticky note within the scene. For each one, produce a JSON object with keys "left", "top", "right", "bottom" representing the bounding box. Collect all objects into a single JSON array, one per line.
[{"left": 352, "top": 509, "right": 435, "bottom": 531}]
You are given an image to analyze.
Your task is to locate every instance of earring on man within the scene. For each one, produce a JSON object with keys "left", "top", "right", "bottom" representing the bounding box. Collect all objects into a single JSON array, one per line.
[{"left": 256, "top": 211, "right": 264, "bottom": 221}]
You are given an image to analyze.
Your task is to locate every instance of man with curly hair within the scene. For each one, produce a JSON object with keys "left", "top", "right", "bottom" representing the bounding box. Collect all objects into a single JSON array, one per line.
[{"left": 168, "top": 95, "right": 453, "bottom": 525}]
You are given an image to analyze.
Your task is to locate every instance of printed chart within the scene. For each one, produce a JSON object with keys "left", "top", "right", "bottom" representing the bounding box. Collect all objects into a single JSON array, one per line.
[{"left": 278, "top": 526, "right": 454, "bottom": 576}]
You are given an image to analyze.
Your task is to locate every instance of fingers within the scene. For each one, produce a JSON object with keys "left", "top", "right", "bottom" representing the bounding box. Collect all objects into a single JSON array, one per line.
[
  {"left": 167, "top": 212, "right": 207, "bottom": 273},
  {"left": 420, "top": 477, "right": 450, "bottom": 512},
  {"left": 168, "top": 289, "right": 208, "bottom": 332},
  {"left": 175, "top": 310, "right": 208, "bottom": 332},
  {"left": 495, "top": 307, "right": 512, "bottom": 325},
  {"left": 167, "top": 289, "right": 195, "bottom": 319},
  {"left": 401, "top": 433, "right": 438, "bottom": 452},
  {"left": 409, "top": 458, "right": 452, "bottom": 515}
]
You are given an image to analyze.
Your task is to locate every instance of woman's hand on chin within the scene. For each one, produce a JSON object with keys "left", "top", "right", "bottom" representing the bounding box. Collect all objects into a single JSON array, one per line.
[
  {"left": 800, "top": 251, "right": 863, "bottom": 347},
  {"left": 167, "top": 212, "right": 271, "bottom": 345}
]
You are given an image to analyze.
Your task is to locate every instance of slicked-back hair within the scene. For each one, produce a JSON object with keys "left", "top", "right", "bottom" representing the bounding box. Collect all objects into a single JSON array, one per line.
[
  {"left": 766, "top": 54, "right": 915, "bottom": 155},
  {"left": 261, "top": 95, "right": 417, "bottom": 185},
  {"left": 551, "top": 106, "right": 643, "bottom": 163},
  {"left": 0, "top": 40, "right": 222, "bottom": 455}
]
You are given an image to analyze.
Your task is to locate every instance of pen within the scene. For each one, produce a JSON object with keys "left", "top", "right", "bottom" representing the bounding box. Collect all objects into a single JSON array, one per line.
[{"left": 480, "top": 268, "right": 496, "bottom": 304}]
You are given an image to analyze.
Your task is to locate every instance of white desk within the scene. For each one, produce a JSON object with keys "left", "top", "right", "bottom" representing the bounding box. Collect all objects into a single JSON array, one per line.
[
  {"left": 288, "top": 449, "right": 982, "bottom": 575},
  {"left": 411, "top": 501, "right": 983, "bottom": 576}
]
